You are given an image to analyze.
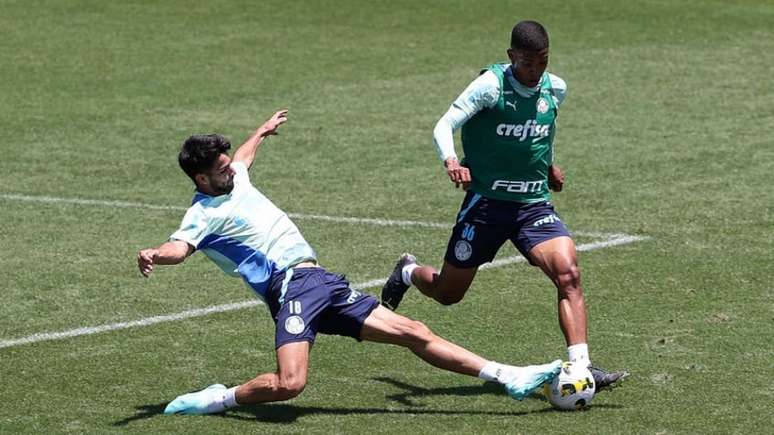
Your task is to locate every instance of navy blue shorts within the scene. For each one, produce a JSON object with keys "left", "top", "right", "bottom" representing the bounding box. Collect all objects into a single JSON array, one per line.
[
  {"left": 444, "top": 191, "right": 571, "bottom": 268},
  {"left": 266, "top": 267, "right": 380, "bottom": 349}
]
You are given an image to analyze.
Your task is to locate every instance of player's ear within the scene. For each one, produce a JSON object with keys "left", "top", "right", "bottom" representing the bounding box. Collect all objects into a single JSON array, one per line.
[
  {"left": 194, "top": 173, "right": 209, "bottom": 188},
  {"left": 507, "top": 48, "right": 517, "bottom": 63}
]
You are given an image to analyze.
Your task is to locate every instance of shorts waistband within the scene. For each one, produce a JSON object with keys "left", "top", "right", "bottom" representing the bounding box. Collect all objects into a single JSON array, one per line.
[{"left": 292, "top": 261, "right": 319, "bottom": 269}]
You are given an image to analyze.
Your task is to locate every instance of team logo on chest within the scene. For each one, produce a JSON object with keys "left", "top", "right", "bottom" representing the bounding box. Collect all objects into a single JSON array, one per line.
[{"left": 537, "top": 97, "right": 549, "bottom": 114}]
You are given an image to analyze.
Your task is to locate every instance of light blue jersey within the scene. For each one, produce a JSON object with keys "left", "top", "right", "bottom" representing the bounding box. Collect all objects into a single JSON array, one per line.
[{"left": 170, "top": 161, "right": 317, "bottom": 300}]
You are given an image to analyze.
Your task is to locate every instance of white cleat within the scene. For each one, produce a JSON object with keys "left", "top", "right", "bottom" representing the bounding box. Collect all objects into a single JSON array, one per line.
[
  {"left": 504, "top": 359, "right": 563, "bottom": 401},
  {"left": 163, "top": 384, "right": 228, "bottom": 415}
]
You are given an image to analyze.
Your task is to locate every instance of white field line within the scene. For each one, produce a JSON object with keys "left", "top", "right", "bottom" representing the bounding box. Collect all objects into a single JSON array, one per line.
[
  {"left": 0, "top": 233, "right": 647, "bottom": 350},
  {"left": 0, "top": 193, "right": 448, "bottom": 229},
  {"left": 0, "top": 192, "right": 613, "bottom": 237},
  {"left": 0, "top": 301, "right": 261, "bottom": 350}
]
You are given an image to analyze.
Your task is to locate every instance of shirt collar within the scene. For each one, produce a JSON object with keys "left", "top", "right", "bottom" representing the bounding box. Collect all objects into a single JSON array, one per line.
[
  {"left": 192, "top": 191, "right": 212, "bottom": 206},
  {"left": 505, "top": 64, "right": 541, "bottom": 98}
]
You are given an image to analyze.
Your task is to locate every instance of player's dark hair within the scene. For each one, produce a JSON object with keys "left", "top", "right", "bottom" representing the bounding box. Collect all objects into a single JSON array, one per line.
[
  {"left": 178, "top": 134, "right": 231, "bottom": 182},
  {"left": 510, "top": 20, "right": 549, "bottom": 51}
]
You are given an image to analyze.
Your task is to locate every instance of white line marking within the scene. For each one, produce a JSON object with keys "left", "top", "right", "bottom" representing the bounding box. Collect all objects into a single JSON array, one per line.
[
  {"left": 0, "top": 300, "right": 261, "bottom": 350},
  {"left": 0, "top": 193, "right": 186, "bottom": 211},
  {"left": 287, "top": 212, "right": 448, "bottom": 229},
  {"left": 0, "top": 193, "right": 448, "bottom": 228},
  {"left": 0, "top": 234, "right": 647, "bottom": 350},
  {"left": 0, "top": 192, "right": 619, "bottom": 237}
]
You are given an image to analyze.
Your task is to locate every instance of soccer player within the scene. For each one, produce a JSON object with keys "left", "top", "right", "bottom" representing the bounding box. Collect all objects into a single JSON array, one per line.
[
  {"left": 137, "top": 109, "right": 561, "bottom": 415},
  {"left": 380, "top": 21, "right": 627, "bottom": 390}
]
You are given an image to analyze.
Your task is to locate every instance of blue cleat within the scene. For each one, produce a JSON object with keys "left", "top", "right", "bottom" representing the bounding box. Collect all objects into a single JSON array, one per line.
[
  {"left": 163, "top": 384, "right": 227, "bottom": 415},
  {"left": 505, "top": 360, "right": 562, "bottom": 401}
]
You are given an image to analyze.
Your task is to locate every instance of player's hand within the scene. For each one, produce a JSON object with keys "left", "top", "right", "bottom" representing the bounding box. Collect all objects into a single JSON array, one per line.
[
  {"left": 548, "top": 165, "right": 564, "bottom": 192},
  {"left": 137, "top": 248, "right": 158, "bottom": 277},
  {"left": 445, "top": 157, "right": 471, "bottom": 190},
  {"left": 259, "top": 109, "right": 289, "bottom": 137}
]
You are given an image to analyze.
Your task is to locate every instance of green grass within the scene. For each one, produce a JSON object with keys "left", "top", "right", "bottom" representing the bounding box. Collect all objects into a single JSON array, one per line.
[{"left": 1, "top": 0, "right": 773, "bottom": 433}]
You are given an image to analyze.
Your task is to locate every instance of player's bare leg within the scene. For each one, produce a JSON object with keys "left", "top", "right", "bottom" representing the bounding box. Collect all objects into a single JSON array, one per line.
[
  {"left": 163, "top": 341, "right": 310, "bottom": 415},
  {"left": 235, "top": 341, "right": 310, "bottom": 404},
  {"left": 529, "top": 236, "right": 627, "bottom": 390},
  {"left": 412, "top": 261, "right": 479, "bottom": 305},
  {"left": 529, "top": 236, "right": 586, "bottom": 346},
  {"left": 360, "top": 305, "right": 561, "bottom": 400},
  {"left": 362, "top": 305, "right": 485, "bottom": 375},
  {"left": 381, "top": 255, "right": 479, "bottom": 310}
]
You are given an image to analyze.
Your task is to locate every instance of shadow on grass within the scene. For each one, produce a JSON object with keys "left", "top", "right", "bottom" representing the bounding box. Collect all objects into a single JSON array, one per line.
[
  {"left": 375, "top": 376, "right": 505, "bottom": 406},
  {"left": 113, "top": 377, "right": 623, "bottom": 426}
]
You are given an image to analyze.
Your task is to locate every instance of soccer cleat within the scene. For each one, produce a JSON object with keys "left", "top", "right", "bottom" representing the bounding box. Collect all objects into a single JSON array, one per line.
[
  {"left": 163, "top": 384, "right": 228, "bottom": 415},
  {"left": 588, "top": 365, "right": 628, "bottom": 391},
  {"left": 380, "top": 253, "right": 417, "bottom": 311},
  {"left": 504, "top": 359, "right": 562, "bottom": 400}
]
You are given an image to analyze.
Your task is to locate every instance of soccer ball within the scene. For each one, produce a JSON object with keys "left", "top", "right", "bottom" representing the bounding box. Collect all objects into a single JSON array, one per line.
[{"left": 543, "top": 361, "right": 596, "bottom": 410}]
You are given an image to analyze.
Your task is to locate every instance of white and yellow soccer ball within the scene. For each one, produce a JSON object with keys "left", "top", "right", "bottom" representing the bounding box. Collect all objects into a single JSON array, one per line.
[{"left": 543, "top": 361, "right": 596, "bottom": 410}]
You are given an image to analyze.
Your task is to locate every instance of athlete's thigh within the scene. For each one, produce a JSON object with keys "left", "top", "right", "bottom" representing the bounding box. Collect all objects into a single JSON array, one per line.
[
  {"left": 528, "top": 236, "right": 578, "bottom": 279},
  {"left": 434, "top": 261, "right": 479, "bottom": 298},
  {"left": 359, "top": 304, "right": 423, "bottom": 345},
  {"left": 510, "top": 201, "right": 572, "bottom": 266},
  {"left": 275, "top": 341, "right": 311, "bottom": 384}
]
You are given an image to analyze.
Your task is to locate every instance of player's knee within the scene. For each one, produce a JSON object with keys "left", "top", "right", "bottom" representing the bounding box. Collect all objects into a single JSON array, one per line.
[
  {"left": 403, "top": 319, "right": 435, "bottom": 346},
  {"left": 434, "top": 281, "right": 468, "bottom": 305},
  {"left": 556, "top": 265, "right": 582, "bottom": 296},
  {"left": 277, "top": 374, "right": 306, "bottom": 400},
  {"left": 436, "top": 288, "right": 466, "bottom": 305}
]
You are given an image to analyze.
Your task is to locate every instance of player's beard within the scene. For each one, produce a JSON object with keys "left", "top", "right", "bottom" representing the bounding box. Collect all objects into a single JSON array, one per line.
[{"left": 211, "top": 177, "right": 234, "bottom": 196}]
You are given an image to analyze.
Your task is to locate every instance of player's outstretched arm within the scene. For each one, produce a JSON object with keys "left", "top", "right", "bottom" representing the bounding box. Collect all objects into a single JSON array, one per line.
[
  {"left": 233, "top": 109, "right": 289, "bottom": 170},
  {"left": 137, "top": 240, "right": 194, "bottom": 277}
]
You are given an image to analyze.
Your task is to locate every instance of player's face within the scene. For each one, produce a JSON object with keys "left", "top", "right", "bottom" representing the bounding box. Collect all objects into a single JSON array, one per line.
[
  {"left": 204, "top": 153, "right": 235, "bottom": 195},
  {"left": 508, "top": 48, "right": 549, "bottom": 88}
]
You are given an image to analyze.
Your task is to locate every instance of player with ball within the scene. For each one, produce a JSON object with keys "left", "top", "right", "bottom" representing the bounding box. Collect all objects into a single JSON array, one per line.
[{"left": 381, "top": 20, "right": 628, "bottom": 401}]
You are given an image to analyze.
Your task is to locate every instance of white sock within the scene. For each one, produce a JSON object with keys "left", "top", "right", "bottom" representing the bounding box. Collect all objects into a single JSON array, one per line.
[
  {"left": 224, "top": 386, "right": 239, "bottom": 408},
  {"left": 205, "top": 386, "right": 239, "bottom": 413},
  {"left": 568, "top": 343, "right": 590, "bottom": 365},
  {"left": 478, "top": 361, "right": 506, "bottom": 383},
  {"left": 401, "top": 263, "right": 418, "bottom": 286}
]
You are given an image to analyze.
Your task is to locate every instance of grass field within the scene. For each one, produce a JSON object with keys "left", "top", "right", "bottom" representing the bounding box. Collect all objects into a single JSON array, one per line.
[{"left": 1, "top": 0, "right": 773, "bottom": 433}]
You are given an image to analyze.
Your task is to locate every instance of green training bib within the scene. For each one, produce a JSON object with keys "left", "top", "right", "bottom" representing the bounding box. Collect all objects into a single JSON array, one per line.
[{"left": 461, "top": 64, "right": 557, "bottom": 203}]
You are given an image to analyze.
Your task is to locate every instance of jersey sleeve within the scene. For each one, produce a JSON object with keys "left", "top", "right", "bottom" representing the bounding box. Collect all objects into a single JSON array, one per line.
[
  {"left": 433, "top": 70, "right": 500, "bottom": 162},
  {"left": 169, "top": 206, "right": 210, "bottom": 249},
  {"left": 549, "top": 73, "right": 567, "bottom": 107},
  {"left": 230, "top": 161, "right": 250, "bottom": 193},
  {"left": 451, "top": 70, "right": 501, "bottom": 116}
]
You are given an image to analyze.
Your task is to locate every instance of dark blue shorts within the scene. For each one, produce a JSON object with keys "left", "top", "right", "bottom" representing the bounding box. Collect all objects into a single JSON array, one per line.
[
  {"left": 266, "top": 267, "right": 380, "bottom": 349},
  {"left": 444, "top": 191, "right": 571, "bottom": 268}
]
